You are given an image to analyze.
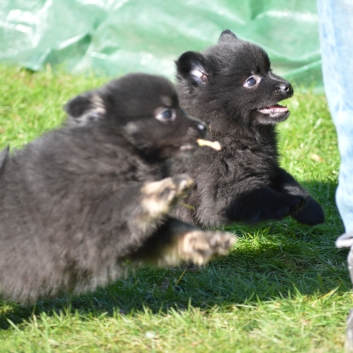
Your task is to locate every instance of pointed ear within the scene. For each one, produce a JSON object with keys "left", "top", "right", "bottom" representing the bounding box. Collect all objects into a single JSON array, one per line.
[
  {"left": 175, "top": 51, "right": 209, "bottom": 86},
  {"left": 64, "top": 92, "right": 106, "bottom": 125},
  {"left": 218, "top": 29, "right": 238, "bottom": 44}
]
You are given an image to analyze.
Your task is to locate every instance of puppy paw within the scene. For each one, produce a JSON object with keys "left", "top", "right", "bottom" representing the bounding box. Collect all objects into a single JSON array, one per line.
[
  {"left": 272, "top": 195, "right": 306, "bottom": 220},
  {"left": 171, "top": 173, "right": 195, "bottom": 196},
  {"left": 287, "top": 195, "right": 306, "bottom": 214},
  {"left": 141, "top": 174, "right": 194, "bottom": 217},
  {"left": 176, "top": 230, "right": 236, "bottom": 265},
  {"left": 292, "top": 198, "right": 325, "bottom": 226}
]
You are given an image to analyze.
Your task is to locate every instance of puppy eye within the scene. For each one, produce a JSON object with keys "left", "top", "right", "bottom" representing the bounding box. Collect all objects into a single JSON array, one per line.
[
  {"left": 244, "top": 76, "right": 257, "bottom": 88},
  {"left": 155, "top": 108, "right": 176, "bottom": 122}
]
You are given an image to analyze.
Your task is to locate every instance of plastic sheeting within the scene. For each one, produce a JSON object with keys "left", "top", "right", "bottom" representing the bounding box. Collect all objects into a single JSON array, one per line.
[{"left": 0, "top": 0, "right": 322, "bottom": 89}]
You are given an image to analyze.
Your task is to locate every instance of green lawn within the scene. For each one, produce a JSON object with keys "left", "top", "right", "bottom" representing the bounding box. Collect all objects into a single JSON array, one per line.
[{"left": 0, "top": 65, "right": 350, "bottom": 353}]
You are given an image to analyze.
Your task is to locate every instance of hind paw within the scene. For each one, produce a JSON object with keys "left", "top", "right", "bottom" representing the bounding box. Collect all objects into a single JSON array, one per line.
[{"left": 177, "top": 230, "right": 236, "bottom": 265}]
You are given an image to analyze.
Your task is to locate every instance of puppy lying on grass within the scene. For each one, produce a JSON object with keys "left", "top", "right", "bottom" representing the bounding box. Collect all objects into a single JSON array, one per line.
[
  {"left": 0, "top": 73, "right": 235, "bottom": 304},
  {"left": 172, "top": 30, "right": 324, "bottom": 227}
]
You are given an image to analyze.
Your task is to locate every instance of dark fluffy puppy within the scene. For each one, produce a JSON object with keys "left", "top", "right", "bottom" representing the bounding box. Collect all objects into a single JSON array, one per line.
[
  {"left": 171, "top": 30, "right": 324, "bottom": 227},
  {"left": 0, "top": 73, "right": 235, "bottom": 304}
]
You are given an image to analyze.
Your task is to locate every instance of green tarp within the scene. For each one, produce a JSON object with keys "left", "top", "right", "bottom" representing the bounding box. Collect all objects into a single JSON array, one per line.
[{"left": 0, "top": 0, "right": 322, "bottom": 90}]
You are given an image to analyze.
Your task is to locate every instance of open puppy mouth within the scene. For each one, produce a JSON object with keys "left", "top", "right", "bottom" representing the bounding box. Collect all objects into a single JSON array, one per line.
[{"left": 257, "top": 104, "right": 288, "bottom": 117}]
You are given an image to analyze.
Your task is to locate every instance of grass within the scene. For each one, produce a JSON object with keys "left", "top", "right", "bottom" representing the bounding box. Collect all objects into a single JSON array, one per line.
[{"left": 0, "top": 64, "right": 350, "bottom": 352}]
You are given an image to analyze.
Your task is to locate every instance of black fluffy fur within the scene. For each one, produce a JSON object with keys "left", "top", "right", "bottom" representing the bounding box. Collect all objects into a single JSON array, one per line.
[
  {"left": 0, "top": 73, "right": 234, "bottom": 303},
  {"left": 172, "top": 30, "right": 324, "bottom": 227}
]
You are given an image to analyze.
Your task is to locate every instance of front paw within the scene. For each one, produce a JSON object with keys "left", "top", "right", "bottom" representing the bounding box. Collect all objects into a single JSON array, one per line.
[
  {"left": 287, "top": 195, "right": 306, "bottom": 214},
  {"left": 292, "top": 198, "right": 325, "bottom": 226},
  {"left": 273, "top": 195, "right": 306, "bottom": 219},
  {"left": 171, "top": 174, "right": 194, "bottom": 197},
  {"left": 140, "top": 175, "right": 194, "bottom": 217}
]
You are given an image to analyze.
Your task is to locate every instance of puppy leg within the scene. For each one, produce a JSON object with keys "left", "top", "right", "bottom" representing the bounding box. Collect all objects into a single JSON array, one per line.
[
  {"left": 224, "top": 180, "right": 306, "bottom": 224},
  {"left": 139, "top": 174, "right": 194, "bottom": 221},
  {"left": 274, "top": 168, "right": 325, "bottom": 226},
  {"left": 113, "top": 174, "right": 194, "bottom": 248},
  {"left": 87, "top": 174, "right": 194, "bottom": 263},
  {"left": 175, "top": 174, "right": 306, "bottom": 226},
  {"left": 130, "top": 218, "right": 236, "bottom": 266}
]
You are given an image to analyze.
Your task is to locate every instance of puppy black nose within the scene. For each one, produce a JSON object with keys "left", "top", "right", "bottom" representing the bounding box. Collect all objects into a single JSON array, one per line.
[{"left": 279, "top": 82, "right": 293, "bottom": 95}]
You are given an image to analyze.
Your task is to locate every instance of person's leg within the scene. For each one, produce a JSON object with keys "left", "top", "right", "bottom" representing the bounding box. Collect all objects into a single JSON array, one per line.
[
  {"left": 317, "top": 0, "right": 353, "bottom": 232},
  {"left": 317, "top": 1, "right": 353, "bottom": 349}
]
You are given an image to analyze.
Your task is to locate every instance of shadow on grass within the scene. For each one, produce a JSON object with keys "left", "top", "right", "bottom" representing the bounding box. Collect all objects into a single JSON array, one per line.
[{"left": 0, "top": 181, "right": 350, "bottom": 329}]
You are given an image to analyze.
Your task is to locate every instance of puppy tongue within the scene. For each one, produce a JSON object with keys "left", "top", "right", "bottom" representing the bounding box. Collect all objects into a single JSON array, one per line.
[{"left": 258, "top": 104, "right": 288, "bottom": 114}]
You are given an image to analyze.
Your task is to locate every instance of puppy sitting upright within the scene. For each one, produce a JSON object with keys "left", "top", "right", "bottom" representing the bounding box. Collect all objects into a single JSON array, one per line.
[
  {"left": 172, "top": 30, "right": 324, "bottom": 227},
  {"left": 0, "top": 73, "right": 234, "bottom": 304}
]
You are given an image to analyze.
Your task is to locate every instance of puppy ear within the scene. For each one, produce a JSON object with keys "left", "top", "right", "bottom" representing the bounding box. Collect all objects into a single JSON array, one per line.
[
  {"left": 175, "top": 51, "right": 209, "bottom": 86},
  {"left": 64, "top": 92, "right": 106, "bottom": 125},
  {"left": 218, "top": 29, "right": 238, "bottom": 44}
]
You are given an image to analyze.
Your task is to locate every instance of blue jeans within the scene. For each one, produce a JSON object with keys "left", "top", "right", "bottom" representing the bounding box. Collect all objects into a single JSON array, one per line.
[{"left": 317, "top": 0, "right": 353, "bottom": 234}]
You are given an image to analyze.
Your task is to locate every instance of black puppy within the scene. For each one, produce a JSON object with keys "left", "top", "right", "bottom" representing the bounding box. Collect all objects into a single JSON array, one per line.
[
  {"left": 0, "top": 73, "right": 235, "bottom": 304},
  {"left": 171, "top": 30, "right": 324, "bottom": 227}
]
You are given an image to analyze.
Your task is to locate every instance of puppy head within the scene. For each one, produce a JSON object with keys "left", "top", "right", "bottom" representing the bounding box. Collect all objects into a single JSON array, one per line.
[
  {"left": 176, "top": 29, "right": 293, "bottom": 127},
  {"left": 64, "top": 73, "right": 207, "bottom": 159}
]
